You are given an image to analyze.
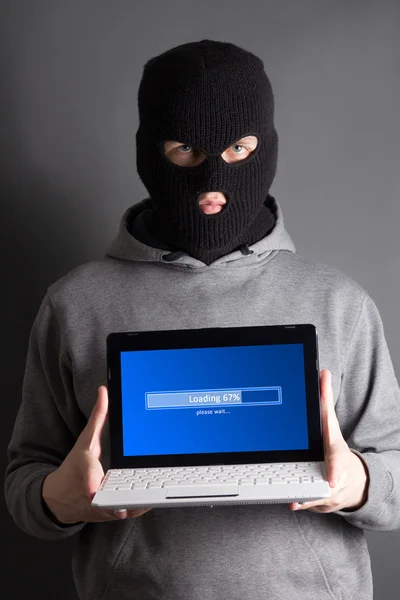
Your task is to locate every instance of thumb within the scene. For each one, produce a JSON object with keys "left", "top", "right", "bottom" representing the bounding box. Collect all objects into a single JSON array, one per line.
[
  {"left": 80, "top": 386, "right": 109, "bottom": 454},
  {"left": 320, "top": 370, "right": 343, "bottom": 488},
  {"left": 320, "top": 370, "right": 332, "bottom": 445},
  {"left": 320, "top": 369, "right": 342, "bottom": 447}
]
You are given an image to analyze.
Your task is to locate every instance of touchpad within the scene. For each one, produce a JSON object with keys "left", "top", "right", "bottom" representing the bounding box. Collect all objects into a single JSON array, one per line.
[{"left": 166, "top": 484, "right": 239, "bottom": 498}]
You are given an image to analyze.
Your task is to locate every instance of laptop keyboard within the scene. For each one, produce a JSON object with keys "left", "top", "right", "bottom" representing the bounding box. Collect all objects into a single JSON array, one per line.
[{"left": 101, "top": 463, "right": 324, "bottom": 491}]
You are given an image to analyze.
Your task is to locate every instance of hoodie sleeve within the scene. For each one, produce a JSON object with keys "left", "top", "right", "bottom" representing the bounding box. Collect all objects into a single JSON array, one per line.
[
  {"left": 4, "top": 292, "right": 86, "bottom": 540},
  {"left": 334, "top": 293, "right": 400, "bottom": 531}
]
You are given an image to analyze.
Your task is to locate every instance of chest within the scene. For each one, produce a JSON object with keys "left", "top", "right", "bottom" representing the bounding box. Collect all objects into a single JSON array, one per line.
[{"left": 68, "top": 266, "right": 344, "bottom": 420}]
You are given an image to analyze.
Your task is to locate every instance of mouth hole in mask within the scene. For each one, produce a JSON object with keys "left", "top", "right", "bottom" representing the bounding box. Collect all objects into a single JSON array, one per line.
[{"left": 197, "top": 191, "right": 229, "bottom": 216}]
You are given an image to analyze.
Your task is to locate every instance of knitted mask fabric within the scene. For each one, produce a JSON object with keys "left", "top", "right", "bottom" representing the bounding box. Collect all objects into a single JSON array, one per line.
[{"left": 136, "top": 39, "right": 278, "bottom": 265}]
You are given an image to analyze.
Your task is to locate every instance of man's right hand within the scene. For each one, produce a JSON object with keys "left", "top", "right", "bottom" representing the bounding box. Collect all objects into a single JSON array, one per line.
[{"left": 42, "top": 385, "right": 151, "bottom": 524}]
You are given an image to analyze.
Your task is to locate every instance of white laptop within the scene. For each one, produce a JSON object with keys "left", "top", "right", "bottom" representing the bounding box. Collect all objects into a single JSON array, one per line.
[{"left": 92, "top": 324, "right": 330, "bottom": 509}]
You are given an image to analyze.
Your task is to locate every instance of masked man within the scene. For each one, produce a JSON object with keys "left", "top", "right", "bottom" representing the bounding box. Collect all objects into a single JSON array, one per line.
[{"left": 6, "top": 40, "right": 400, "bottom": 600}]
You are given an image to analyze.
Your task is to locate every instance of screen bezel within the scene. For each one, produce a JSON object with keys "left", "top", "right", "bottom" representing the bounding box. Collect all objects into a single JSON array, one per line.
[{"left": 107, "top": 324, "right": 323, "bottom": 468}]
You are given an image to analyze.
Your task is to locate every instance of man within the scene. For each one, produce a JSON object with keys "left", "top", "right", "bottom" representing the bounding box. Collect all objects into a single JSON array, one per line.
[{"left": 5, "top": 39, "right": 400, "bottom": 600}]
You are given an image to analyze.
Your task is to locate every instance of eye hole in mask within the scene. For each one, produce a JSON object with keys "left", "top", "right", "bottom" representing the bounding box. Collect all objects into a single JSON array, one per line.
[{"left": 163, "top": 135, "right": 258, "bottom": 167}]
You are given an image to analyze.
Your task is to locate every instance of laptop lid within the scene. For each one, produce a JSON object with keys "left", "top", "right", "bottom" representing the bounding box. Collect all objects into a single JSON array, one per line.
[{"left": 106, "top": 324, "right": 323, "bottom": 469}]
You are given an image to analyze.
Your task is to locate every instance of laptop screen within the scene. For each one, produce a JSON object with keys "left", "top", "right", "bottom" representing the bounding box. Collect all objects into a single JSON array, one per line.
[{"left": 120, "top": 343, "right": 309, "bottom": 457}]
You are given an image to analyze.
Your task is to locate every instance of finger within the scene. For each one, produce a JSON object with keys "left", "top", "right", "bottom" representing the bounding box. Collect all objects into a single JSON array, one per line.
[
  {"left": 81, "top": 508, "right": 128, "bottom": 522},
  {"left": 91, "top": 508, "right": 151, "bottom": 521},
  {"left": 126, "top": 508, "right": 152, "bottom": 518},
  {"left": 290, "top": 498, "right": 330, "bottom": 511},
  {"left": 112, "top": 509, "right": 128, "bottom": 519},
  {"left": 297, "top": 501, "right": 340, "bottom": 513},
  {"left": 112, "top": 508, "right": 151, "bottom": 519}
]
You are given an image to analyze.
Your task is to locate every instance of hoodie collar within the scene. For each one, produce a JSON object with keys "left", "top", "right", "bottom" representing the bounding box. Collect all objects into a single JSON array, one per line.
[{"left": 106, "top": 196, "right": 296, "bottom": 270}]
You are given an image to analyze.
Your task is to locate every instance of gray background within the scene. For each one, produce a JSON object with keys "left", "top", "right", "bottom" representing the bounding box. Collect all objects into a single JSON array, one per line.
[{"left": 1, "top": 1, "right": 399, "bottom": 598}]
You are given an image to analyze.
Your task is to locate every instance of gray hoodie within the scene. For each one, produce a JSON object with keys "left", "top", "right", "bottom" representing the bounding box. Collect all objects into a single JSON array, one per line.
[{"left": 5, "top": 197, "right": 400, "bottom": 600}]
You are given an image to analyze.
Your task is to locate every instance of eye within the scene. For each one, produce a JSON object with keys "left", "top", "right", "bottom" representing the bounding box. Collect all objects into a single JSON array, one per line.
[
  {"left": 177, "top": 144, "right": 193, "bottom": 153},
  {"left": 232, "top": 144, "right": 244, "bottom": 153},
  {"left": 163, "top": 140, "right": 206, "bottom": 167},
  {"left": 221, "top": 135, "right": 258, "bottom": 163}
]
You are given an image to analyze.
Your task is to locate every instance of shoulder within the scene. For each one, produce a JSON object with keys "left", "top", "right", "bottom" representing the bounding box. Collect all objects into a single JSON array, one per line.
[
  {"left": 278, "top": 252, "right": 370, "bottom": 306},
  {"left": 46, "top": 257, "right": 124, "bottom": 307}
]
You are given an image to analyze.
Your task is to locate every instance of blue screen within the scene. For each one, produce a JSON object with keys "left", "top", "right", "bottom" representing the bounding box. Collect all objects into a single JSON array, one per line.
[{"left": 120, "top": 343, "right": 309, "bottom": 456}]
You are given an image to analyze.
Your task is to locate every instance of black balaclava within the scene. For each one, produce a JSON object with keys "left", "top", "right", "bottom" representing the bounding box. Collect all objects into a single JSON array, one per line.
[{"left": 136, "top": 39, "right": 278, "bottom": 265}]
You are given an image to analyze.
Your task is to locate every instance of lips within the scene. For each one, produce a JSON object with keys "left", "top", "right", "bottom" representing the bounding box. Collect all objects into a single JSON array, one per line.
[
  {"left": 199, "top": 203, "right": 225, "bottom": 215},
  {"left": 198, "top": 193, "right": 227, "bottom": 215}
]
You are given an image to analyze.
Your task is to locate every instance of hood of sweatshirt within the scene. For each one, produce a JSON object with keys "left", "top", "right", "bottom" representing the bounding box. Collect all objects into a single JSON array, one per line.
[{"left": 106, "top": 196, "right": 296, "bottom": 269}]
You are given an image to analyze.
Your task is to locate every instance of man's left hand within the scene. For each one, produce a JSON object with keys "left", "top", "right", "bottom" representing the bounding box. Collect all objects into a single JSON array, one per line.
[{"left": 290, "top": 369, "right": 369, "bottom": 513}]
